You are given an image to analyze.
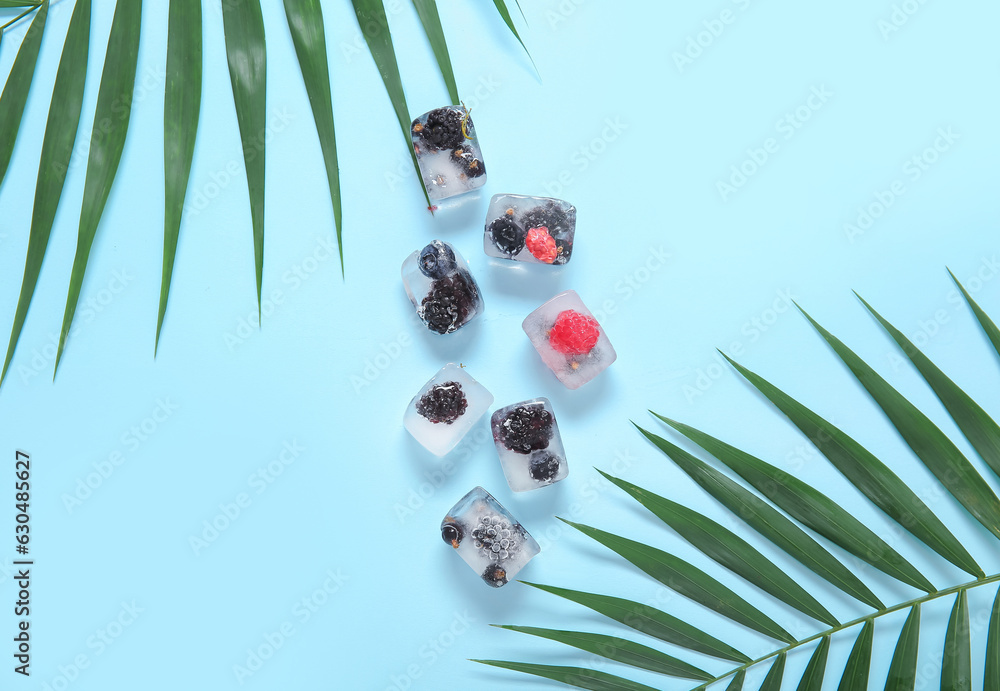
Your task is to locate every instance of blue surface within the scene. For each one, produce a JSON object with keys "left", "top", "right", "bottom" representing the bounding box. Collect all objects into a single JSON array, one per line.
[{"left": 0, "top": 1, "right": 999, "bottom": 689}]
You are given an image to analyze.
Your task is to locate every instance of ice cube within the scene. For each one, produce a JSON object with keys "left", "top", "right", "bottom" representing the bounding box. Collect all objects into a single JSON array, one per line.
[
  {"left": 491, "top": 397, "right": 568, "bottom": 492},
  {"left": 411, "top": 106, "right": 486, "bottom": 202},
  {"left": 441, "top": 486, "right": 540, "bottom": 587},
  {"left": 522, "top": 290, "right": 617, "bottom": 390},
  {"left": 402, "top": 240, "right": 484, "bottom": 334},
  {"left": 404, "top": 364, "right": 493, "bottom": 456},
  {"left": 484, "top": 194, "right": 576, "bottom": 265}
]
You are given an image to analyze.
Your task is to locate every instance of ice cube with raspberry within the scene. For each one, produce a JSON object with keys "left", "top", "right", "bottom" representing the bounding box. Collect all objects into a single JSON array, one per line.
[
  {"left": 404, "top": 364, "right": 494, "bottom": 456},
  {"left": 402, "top": 240, "right": 484, "bottom": 335},
  {"left": 522, "top": 290, "right": 617, "bottom": 389},
  {"left": 441, "top": 486, "right": 540, "bottom": 587},
  {"left": 491, "top": 398, "right": 568, "bottom": 491},
  {"left": 483, "top": 194, "right": 576, "bottom": 265},
  {"left": 411, "top": 106, "right": 487, "bottom": 203}
]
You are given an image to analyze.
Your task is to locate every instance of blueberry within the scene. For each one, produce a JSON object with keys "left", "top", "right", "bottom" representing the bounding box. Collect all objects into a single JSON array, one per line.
[
  {"left": 441, "top": 523, "right": 462, "bottom": 547},
  {"left": 418, "top": 240, "right": 457, "bottom": 279},
  {"left": 481, "top": 563, "right": 508, "bottom": 588}
]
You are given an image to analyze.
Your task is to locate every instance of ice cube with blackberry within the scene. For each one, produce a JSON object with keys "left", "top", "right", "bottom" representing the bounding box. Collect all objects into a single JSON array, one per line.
[
  {"left": 484, "top": 194, "right": 576, "bottom": 265},
  {"left": 404, "top": 364, "right": 494, "bottom": 456},
  {"left": 441, "top": 486, "right": 540, "bottom": 587},
  {"left": 411, "top": 106, "right": 487, "bottom": 203},
  {"left": 402, "top": 240, "right": 484, "bottom": 335},
  {"left": 491, "top": 398, "right": 568, "bottom": 492},
  {"left": 522, "top": 290, "right": 617, "bottom": 390}
]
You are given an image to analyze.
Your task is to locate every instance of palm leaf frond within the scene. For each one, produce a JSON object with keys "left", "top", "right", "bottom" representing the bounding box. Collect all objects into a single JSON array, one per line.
[
  {"left": 412, "top": 0, "right": 459, "bottom": 105},
  {"left": 837, "top": 620, "right": 873, "bottom": 689},
  {"left": 796, "top": 636, "right": 829, "bottom": 691},
  {"left": 0, "top": 0, "right": 46, "bottom": 189},
  {"left": 473, "top": 660, "right": 661, "bottom": 691},
  {"left": 950, "top": 268, "right": 1000, "bottom": 360},
  {"left": 885, "top": 605, "right": 919, "bottom": 691}
]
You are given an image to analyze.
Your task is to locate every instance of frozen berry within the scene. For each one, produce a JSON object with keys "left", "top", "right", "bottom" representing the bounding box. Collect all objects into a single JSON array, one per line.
[
  {"left": 418, "top": 240, "right": 457, "bottom": 279},
  {"left": 548, "top": 310, "right": 600, "bottom": 355},
  {"left": 529, "top": 452, "right": 561, "bottom": 483},
  {"left": 497, "top": 405, "right": 553, "bottom": 454},
  {"left": 415, "top": 107, "right": 465, "bottom": 151},
  {"left": 451, "top": 145, "right": 485, "bottom": 179},
  {"left": 481, "top": 563, "right": 508, "bottom": 588},
  {"left": 526, "top": 227, "right": 558, "bottom": 263},
  {"left": 416, "top": 381, "right": 468, "bottom": 423},
  {"left": 488, "top": 215, "right": 525, "bottom": 256},
  {"left": 522, "top": 203, "right": 574, "bottom": 264},
  {"left": 441, "top": 523, "right": 463, "bottom": 547},
  {"left": 421, "top": 271, "right": 479, "bottom": 334}
]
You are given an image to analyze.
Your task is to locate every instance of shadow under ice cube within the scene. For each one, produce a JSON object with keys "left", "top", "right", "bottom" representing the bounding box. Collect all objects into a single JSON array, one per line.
[
  {"left": 441, "top": 486, "right": 540, "bottom": 587},
  {"left": 404, "top": 364, "right": 493, "bottom": 456}
]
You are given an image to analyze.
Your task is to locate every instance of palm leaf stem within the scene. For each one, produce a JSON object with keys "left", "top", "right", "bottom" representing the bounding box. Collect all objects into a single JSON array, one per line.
[{"left": 692, "top": 575, "right": 1000, "bottom": 690}]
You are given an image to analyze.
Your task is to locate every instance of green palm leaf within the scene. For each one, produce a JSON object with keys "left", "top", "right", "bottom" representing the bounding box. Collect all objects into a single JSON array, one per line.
[
  {"left": 350, "top": 0, "right": 431, "bottom": 210},
  {"left": 520, "top": 582, "right": 750, "bottom": 664},
  {"left": 838, "top": 621, "right": 873, "bottom": 690},
  {"left": 221, "top": 0, "right": 266, "bottom": 314},
  {"left": 411, "top": 0, "right": 459, "bottom": 105},
  {"left": 885, "top": 605, "right": 920, "bottom": 691},
  {"left": 472, "top": 660, "right": 660, "bottom": 691},
  {"left": 796, "top": 636, "right": 829, "bottom": 691},
  {"left": 560, "top": 518, "right": 795, "bottom": 644},
  {"left": 491, "top": 0, "right": 534, "bottom": 69},
  {"left": 0, "top": 0, "right": 90, "bottom": 388},
  {"left": 282, "top": 0, "right": 343, "bottom": 274},
  {"left": 942, "top": 591, "right": 971, "bottom": 691},
  {"left": 858, "top": 295, "right": 1000, "bottom": 481},
  {"left": 598, "top": 469, "right": 839, "bottom": 628},
  {"left": 493, "top": 626, "right": 712, "bottom": 681},
  {"left": 986, "top": 586, "right": 1000, "bottom": 690},
  {"left": 657, "top": 415, "right": 934, "bottom": 593},
  {"left": 723, "top": 352, "right": 981, "bottom": 581},
  {"left": 157, "top": 0, "right": 201, "bottom": 353},
  {"left": 725, "top": 670, "right": 746, "bottom": 691},
  {"left": 0, "top": 0, "right": 46, "bottom": 189},
  {"left": 798, "top": 307, "right": 1000, "bottom": 543},
  {"left": 950, "top": 268, "right": 1000, "bottom": 360},
  {"left": 54, "top": 0, "right": 141, "bottom": 374},
  {"left": 759, "top": 653, "right": 785, "bottom": 691},
  {"left": 637, "top": 422, "right": 883, "bottom": 610}
]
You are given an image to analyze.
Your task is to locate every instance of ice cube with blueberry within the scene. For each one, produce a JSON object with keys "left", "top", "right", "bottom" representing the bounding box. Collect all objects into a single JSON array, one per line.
[
  {"left": 484, "top": 194, "right": 576, "bottom": 265},
  {"left": 441, "top": 486, "right": 540, "bottom": 587},
  {"left": 402, "top": 240, "right": 484, "bottom": 334},
  {"left": 411, "top": 106, "right": 486, "bottom": 202},
  {"left": 491, "top": 398, "right": 568, "bottom": 492},
  {"left": 522, "top": 290, "right": 616, "bottom": 390},
  {"left": 404, "top": 364, "right": 493, "bottom": 456}
]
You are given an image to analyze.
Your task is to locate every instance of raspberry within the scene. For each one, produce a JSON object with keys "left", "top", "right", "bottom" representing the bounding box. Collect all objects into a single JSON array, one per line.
[
  {"left": 548, "top": 310, "right": 600, "bottom": 355},
  {"left": 526, "top": 227, "right": 558, "bottom": 263}
]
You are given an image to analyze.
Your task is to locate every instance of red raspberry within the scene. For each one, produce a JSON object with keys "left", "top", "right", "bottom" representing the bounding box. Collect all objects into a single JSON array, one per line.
[
  {"left": 548, "top": 310, "right": 600, "bottom": 355},
  {"left": 526, "top": 227, "right": 558, "bottom": 263}
]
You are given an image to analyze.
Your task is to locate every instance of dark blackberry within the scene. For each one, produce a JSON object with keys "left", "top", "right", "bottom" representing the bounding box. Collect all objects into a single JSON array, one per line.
[
  {"left": 416, "top": 382, "right": 467, "bottom": 423},
  {"left": 420, "top": 271, "right": 479, "bottom": 334},
  {"left": 521, "top": 203, "right": 575, "bottom": 265},
  {"left": 487, "top": 214, "right": 525, "bottom": 256},
  {"left": 481, "top": 563, "right": 508, "bottom": 588},
  {"left": 497, "top": 405, "right": 553, "bottom": 454},
  {"left": 441, "top": 522, "right": 463, "bottom": 548},
  {"left": 418, "top": 240, "right": 457, "bottom": 279},
  {"left": 529, "top": 452, "right": 561, "bottom": 483},
  {"left": 450, "top": 145, "right": 485, "bottom": 179},
  {"left": 414, "top": 107, "right": 465, "bottom": 151}
]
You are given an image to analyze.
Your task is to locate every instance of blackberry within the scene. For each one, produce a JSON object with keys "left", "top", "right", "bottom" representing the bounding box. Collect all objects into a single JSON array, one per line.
[
  {"left": 488, "top": 215, "right": 525, "bottom": 256},
  {"left": 441, "top": 522, "right": 463, "bottom": 548},
  {"left": 481, "top": 563, "right": 508, "bottom": 588},
  {"left": 497, "top": 405, "right": 553, "bottom": 454},
  {"left": 416, "top": 382, "right": 467, "bottom": 423},
  {"left": 418, "top": 240, "right": 457, "bottom": 279},
  {"left": 450, "top": 145, "right": 485, "bottom": 179},
  {"left": 420, "top": 271, "right": 479, "bottom": 334},
  {"left": 529, "top": 452, "right": 561, "bottom": 483},
  {"left": 414, "top": 107, "right": 465, "bottom": 151}
]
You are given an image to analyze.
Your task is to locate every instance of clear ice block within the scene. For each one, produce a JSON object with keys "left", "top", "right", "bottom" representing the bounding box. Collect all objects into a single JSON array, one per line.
[
  {"left": 411, "top": 106, "right": 486, "bottom": 202},
  {"left": 402, "top": 240, "right": 484, "bottom": 334},
  {"left": 491, "top": 397, "right": 568, "bottom": 492},
  {"left": 522, "top": 290, "right": 617, "bottom": 390},
  {"left": 441, "top": 486, "right": 540, "bottom": 587},
  {"left": 404, "top": 364, "right": 493, "bottom": 457},
  {"left": 484, "top": 194, "right": 577, "bottom": 265}
]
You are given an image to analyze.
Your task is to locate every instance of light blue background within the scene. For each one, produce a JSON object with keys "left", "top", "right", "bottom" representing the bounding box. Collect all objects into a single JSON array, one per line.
[{"left": 1, "top": 1, "right": 999, "bottom": 689}]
